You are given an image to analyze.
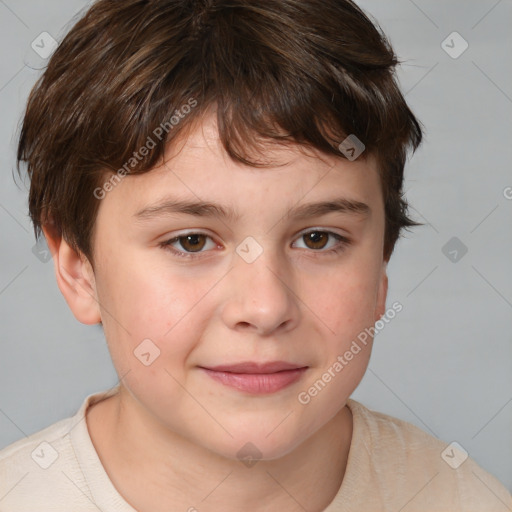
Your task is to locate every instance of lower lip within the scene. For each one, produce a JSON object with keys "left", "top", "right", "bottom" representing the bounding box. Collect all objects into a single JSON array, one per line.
[{"left": 200, "top": 367, "right": 308, "bottom": 394}]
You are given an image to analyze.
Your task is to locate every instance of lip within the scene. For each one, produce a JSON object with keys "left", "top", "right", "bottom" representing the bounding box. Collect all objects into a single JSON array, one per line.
[
  {"left": 203, "top": 361, "right": 305, "bottom": 373},
  {"left": 199, "top": 361, "right": 308, "bottom": 394}
]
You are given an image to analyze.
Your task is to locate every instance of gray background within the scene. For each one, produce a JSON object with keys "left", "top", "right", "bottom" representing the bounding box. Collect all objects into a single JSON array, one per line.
[{"left": 0, "top": 0, "right": 511, "bottom": 492}]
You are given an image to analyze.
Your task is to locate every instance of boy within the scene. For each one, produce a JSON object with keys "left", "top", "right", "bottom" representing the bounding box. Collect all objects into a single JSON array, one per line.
[{"left": 1, "top": 0, "right": 510, "bottom": 510}]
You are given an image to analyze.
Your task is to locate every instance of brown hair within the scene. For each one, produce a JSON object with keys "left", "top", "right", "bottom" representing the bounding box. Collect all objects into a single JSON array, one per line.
[{"left": 16, "top": 0, "right": 423, "bottom": 266}]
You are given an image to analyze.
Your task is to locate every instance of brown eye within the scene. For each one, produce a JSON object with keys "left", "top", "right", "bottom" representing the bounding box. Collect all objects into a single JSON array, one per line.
[
  {"left": 293, "top": 230, "right": 349, "bottom": 255},
  {"left": 160, "top": 232, "right": 218, "bottom": 258},
  {"left": 178, "top": 234, "right": 207, "bottom": 252},
  {"left": 303, "top": 231, "right": 329, "bottom": 250}
]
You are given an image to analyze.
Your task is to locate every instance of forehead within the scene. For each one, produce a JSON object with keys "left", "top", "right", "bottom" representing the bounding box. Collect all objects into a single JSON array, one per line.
[{"left": 99, "top": 113, "right": 383, "bottom": 223}]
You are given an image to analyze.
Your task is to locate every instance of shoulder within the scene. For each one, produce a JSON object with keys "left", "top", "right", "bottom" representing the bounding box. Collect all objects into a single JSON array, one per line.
[
  {"left": 0, "top": 387, "right": 117, "bottom": 511},
  {"left": 0, "top": 414, "right": 74, "bottom": 471},
  {"left": 343, "top": 399, "right": 512, "bottom": 511},
  {"left": 0, "top": 414, "right": 88, "bottom": 510}
]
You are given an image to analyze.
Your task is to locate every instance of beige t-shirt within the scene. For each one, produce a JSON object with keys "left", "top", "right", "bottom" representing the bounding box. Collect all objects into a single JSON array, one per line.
[{"left": 0, "top": 385, "right": 510, "bottom": 511}]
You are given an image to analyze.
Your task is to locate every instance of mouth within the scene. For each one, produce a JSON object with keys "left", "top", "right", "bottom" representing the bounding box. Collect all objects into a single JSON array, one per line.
[{"left": 198, "top": 361, "right": 309, "bottom": 394}]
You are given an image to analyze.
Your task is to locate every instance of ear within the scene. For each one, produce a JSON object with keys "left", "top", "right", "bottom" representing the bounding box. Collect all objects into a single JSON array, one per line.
[
  {"left": 42, "top": 223, "right": 101, "bottom": 325},
  {"left": 375, "top": 261, "right": 388, "bottom": 322}
]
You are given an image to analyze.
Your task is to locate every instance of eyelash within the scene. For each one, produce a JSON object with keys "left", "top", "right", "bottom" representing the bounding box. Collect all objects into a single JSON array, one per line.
[{"left": 159, "top": 230, "right": 351, "bottom": 260}]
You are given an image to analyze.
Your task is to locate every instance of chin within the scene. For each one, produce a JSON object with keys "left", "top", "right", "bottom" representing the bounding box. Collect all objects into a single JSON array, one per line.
[{"left": 207, "top": 425, "right": 307, "bottom": 464}]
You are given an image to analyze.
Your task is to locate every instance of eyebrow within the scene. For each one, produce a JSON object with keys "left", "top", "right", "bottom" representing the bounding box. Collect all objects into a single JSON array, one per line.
[{"left": 134, "top": 196, "right": 371, "bottom": 222}]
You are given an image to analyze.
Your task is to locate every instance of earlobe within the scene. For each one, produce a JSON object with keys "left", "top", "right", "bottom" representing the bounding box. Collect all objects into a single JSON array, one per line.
[{"left": 42, "top": 224, "right": 101, "bottom": 325}]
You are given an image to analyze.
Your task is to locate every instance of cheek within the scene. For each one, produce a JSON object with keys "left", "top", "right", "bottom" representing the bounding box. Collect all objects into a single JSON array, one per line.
[
  {"left": 295, "top": 268, "right": 378, "bottom": 422},
  {"left": 99, "top": 257, "right": 191, "bottom": 331},
  {"left": 312, "top": 260, "right": 380, "bottom": 342},
  {"left": 96, "top": 259, "right": 218, "bottom": 365}
]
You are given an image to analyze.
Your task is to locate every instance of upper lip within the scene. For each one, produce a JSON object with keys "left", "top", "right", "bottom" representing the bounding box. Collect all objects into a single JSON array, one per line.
[{"left": 200, "top": 361, "right": 308, "bottom": 374}]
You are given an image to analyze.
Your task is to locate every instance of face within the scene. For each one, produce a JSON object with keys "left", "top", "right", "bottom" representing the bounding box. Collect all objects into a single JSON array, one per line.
[{"left": 87, "top": 113, "right": 388, "bottom": 460}]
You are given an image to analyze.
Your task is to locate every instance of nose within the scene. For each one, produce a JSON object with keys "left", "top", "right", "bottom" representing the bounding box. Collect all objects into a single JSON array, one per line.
[{"left": 220, "top": 247, "right": 300, "bottom": 336}]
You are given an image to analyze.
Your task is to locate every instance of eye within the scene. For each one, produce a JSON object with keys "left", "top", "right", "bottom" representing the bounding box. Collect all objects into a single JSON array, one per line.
[
  {"left": 159, "top": 229, "right": 350, "bottom": 259},
  {"left": 159, "top": 232, "right": 218, "bottom": 258},
  {"left": 292, "top": 230, "right": 350, "bottom": 254}
]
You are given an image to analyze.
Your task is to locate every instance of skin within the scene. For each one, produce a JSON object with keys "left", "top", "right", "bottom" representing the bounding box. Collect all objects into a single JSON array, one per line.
[{"left": 43, "top": 112, "right": 388, "bottom": 512}]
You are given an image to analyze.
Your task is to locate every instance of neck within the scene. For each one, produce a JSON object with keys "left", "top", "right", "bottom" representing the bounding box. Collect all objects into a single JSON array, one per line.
[{"left": 87, "top": 388, "right": 353, "bottom": 512}]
